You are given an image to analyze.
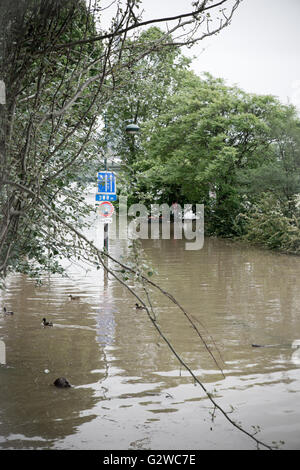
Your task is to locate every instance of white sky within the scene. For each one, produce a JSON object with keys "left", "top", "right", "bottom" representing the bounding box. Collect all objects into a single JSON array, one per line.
[{"left": 140, "top": 0, "right": 300, "bottom": 110}]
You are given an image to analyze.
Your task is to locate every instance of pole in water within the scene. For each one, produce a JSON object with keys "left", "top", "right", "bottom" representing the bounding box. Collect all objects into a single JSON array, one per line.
[
  {"left": 103, "top": 155, "right": 109, "bottom": 252},
  {"left": 104, "top": 222, "right": 108, "bottom": 251}
]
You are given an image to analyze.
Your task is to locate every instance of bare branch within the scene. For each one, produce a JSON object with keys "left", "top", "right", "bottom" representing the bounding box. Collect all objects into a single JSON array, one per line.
[{"left": 50, "top": 1, "right": 241, "bottom": 50}]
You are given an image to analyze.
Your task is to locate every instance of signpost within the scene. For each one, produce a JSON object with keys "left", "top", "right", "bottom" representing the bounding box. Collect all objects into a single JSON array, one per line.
[{"left": 96, "top": 171, "right": 117, "bottom": 251}]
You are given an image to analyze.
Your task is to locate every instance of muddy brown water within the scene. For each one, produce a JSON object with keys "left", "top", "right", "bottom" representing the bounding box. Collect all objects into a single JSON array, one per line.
[{"left": 1, "top": 215, "right": 300, "bottom": 450}]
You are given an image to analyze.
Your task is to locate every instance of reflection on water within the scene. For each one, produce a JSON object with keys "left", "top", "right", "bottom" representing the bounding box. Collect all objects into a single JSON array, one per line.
[
  {"left": 0, "top": 340, "right": 5, "bottom": 365},
  {"left": 1, "top": 214, "right": 300, "bottom": 449}
]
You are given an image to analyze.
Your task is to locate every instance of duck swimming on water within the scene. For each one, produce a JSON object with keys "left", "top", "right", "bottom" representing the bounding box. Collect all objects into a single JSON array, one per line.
[
  {"left": 53, "top": 377, "right": 71, "bottom": 388},
  {"left": 68, "top": 294, "right": 81, "bottom": 301},
  {"left": 42, "top": 318, "right": 53, "bottom": 327},
  {"left": 135, "top": 303, "right": 146, "bottom": 310},
  {"left": 3, "top": 307, "right": 14, "bottom": 315}
]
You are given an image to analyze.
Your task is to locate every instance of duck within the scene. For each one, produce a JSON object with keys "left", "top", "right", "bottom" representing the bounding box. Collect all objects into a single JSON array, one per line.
[
  {"left": 135, "top": 303, "right": 146, "bottom": 310},
  {"left": 68, "top": 294, "right": 81, "bottom": 301},
  {"left": 53, "top": 377, "right": 71, "bottom": 388},
  {"left": 42, "top": 318, "right": 53, "bottom": 327},
  {"left": 3, "top": 307, "right": 14, "bottom": 315}
]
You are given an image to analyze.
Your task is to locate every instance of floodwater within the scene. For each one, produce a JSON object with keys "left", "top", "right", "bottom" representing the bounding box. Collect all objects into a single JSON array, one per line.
[{"left": 1, "top": 210, "right": 300, "bottom": 450}]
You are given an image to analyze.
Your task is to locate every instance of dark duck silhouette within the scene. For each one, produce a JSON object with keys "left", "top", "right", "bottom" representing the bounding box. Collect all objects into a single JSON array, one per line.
[
  {"left": 53, "top": 377, "right": 71, "bottom": 388},
  {"left": 3, "top": 307, "right": 14, "bottom": 315},
  {"left": 68, "top": 294, "right": 81, "bottom": 301},
  {"left": 135, "top": 303, "right": 146, "bottom": 310},
  {"left": 42, "top": 318, "right": 53, "bottom": 327}
]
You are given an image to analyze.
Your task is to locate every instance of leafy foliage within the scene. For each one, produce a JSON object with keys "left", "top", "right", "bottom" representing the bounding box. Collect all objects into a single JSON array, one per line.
[
  {"left": 111, "top": 69, "right": 300, "bottom": 247},
  {"left": 128, "top": 73, "right": 281, "bottom": 231},
  {"left": 0, "top": 0, "right": 103, "bottom": 280},
  {"left": 239, "top": 193, "right": 300, "bottom": 254},
  {"left": 99, "top": 66, "right": 300, "bottom": 251}
]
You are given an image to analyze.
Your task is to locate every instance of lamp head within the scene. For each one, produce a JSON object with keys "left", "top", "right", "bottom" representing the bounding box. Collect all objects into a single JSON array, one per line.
[{"left": 125, "top": 123, "right": 140, "bottom": 135}]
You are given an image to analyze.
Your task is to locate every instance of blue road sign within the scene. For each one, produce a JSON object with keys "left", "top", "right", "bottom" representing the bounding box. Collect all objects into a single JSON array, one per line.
[
  {"left": 97, "top": 171, "right": 116, "bottom": 194},
  {"left": 95, "top": 194, "right": 117, "bottom": 202},
  {"left": 96, "top": 171, "right": 117, "bottom": 203}
]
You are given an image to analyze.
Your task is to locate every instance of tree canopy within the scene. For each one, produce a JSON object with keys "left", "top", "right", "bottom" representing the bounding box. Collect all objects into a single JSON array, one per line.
[{"left": 118, "top": 70, "right": 300, "bottom": 246}]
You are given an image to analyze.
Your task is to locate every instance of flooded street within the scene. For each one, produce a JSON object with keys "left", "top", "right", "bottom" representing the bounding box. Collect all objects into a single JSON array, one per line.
[{"left": 1, "top": 212, "right": 300, "bottom": 450}]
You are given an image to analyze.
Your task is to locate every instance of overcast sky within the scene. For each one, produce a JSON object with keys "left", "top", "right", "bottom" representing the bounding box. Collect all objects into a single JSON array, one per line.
[{"left": 140, "top": 0, "right": 300, "bottom": 110}]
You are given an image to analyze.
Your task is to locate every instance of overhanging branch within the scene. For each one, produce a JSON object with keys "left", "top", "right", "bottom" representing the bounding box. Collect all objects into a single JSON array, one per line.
[{"left": 49, "top": 1, "right": 241, "bottom": 51}]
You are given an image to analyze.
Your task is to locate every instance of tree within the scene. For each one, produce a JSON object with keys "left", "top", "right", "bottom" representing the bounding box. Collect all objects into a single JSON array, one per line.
[
  {"left": 134, "top": 70, "right": 300, "bottom": 237},
  {"left": 0, "top": 0, "right": 241, "bottom": 279},
  {"left": 237, "top": 104, "right": 300, "bottom": 213},
  {"left": 100, "top": 26, "right": 191, "bottom": 204},
  {"left": 0, "top": 0, "right": 104, "bottom": 278}
]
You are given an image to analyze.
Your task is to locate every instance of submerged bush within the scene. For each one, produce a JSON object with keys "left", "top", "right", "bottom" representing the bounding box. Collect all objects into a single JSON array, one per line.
[{"left": 238, "top": 193, "right": 300, "bottom": 254}]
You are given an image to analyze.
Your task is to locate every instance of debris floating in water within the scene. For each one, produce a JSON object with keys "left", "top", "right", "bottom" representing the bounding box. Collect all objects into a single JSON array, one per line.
[{"left": 53, "top": 377, "right": 71, "bottom": 388}]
